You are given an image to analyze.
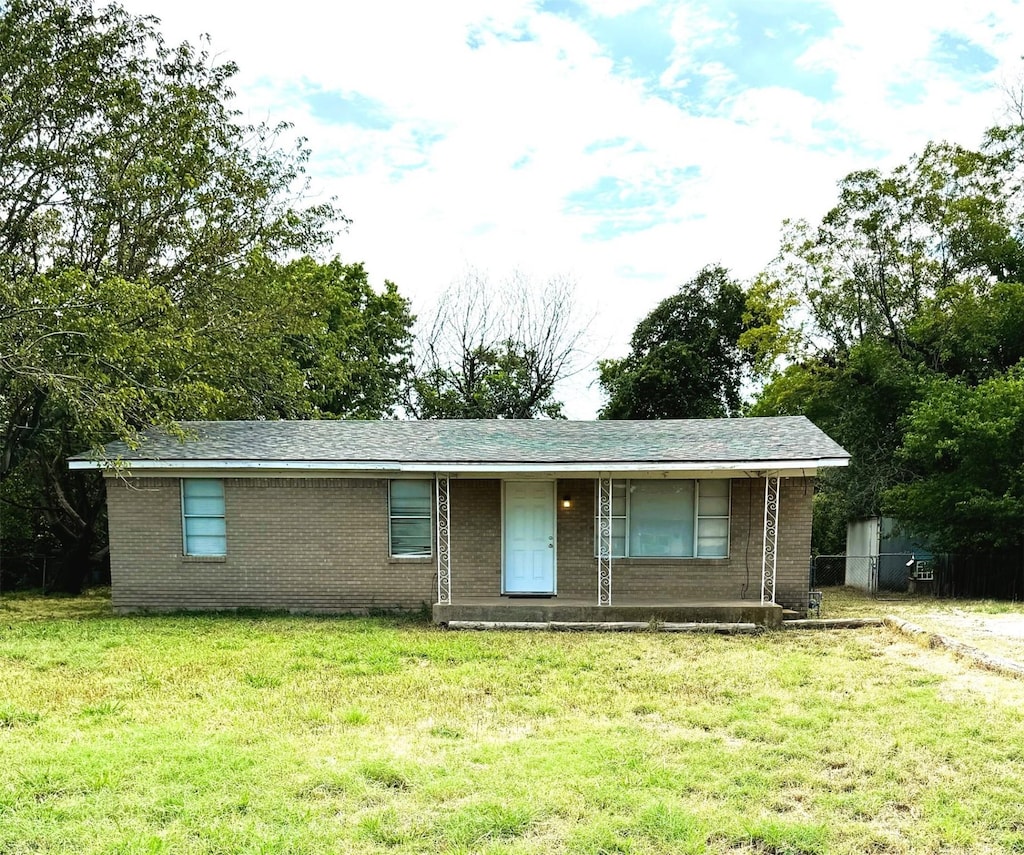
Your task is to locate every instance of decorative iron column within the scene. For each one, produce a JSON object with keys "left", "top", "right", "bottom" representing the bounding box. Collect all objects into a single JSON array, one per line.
[
  {"left": 436, "top": 473, "right": 451, "bottom": 605},
  {"left": 597, "top": 475, "right": 613, "bottom": 606},
  {"left": 760, "top": 474, "right": 780, "bottom": 604}
]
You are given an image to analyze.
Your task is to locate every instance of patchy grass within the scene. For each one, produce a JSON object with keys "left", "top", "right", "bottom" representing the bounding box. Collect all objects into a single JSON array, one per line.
[
  {"left": 0, "top": 587, "right": 113, "bottom": 620},
  {"left": 2, "top": 593, "right": 1024, "bottom": 853}
]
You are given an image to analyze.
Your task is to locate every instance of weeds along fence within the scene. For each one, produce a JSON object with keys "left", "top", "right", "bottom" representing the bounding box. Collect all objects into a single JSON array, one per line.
[{"left": 813, "top": 550, "right": 1024, "bottom": 600}]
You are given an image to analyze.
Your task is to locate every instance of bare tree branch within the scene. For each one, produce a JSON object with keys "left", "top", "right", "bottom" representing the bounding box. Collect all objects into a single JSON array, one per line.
[{"left": 405, "top": 269, "right": 591, "bottom": 419}]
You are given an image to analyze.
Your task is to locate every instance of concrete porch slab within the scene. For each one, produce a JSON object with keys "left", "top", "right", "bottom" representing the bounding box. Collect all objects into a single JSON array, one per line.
[{"left": 432, "top": 597, "right": 783, "bottom": 628}]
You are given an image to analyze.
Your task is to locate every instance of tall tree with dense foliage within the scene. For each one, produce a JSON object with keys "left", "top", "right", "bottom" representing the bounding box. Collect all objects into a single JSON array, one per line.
[
  {"left": 885, "top": 366, "right": 1024, "bottom": 554},
  {"left": 265, "top": 257, "right": 413, "bottom": 420},
  {"left": 751, "top": 129, "right": 1024, "bottom": 557},
  {"left": 0, "top": 1, "right": 413, "bottom": 590},
  {"left": 748, "top": 341, "right": 925, "bottom": 552},
  {"left": 598, "top": 265, "right": 750, "bottom": 420}
]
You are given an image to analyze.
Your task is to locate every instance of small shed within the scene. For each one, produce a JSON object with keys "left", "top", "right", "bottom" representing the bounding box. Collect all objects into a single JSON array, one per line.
[{"left": 845, "top": 516, "right": 933, "bottom": 592}]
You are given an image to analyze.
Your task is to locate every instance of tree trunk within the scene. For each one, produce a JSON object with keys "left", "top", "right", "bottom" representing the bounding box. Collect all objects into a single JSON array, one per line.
[{"left": 47, "top": 527, "right": 94, "bottom": 594}]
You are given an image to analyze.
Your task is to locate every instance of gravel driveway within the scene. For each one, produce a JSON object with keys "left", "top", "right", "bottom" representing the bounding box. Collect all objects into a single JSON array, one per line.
[
  {"left": 906, "top": 609, "right": 1024, "bottom": 664},
  {"left": 823, "top": 587, "right": 1024, "bottom": 666}
]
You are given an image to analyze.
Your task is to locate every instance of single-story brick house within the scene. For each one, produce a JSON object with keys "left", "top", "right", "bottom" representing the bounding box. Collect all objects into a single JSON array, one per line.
[{"left": 70, "top": 417, "right": 848, "bottom": 625}]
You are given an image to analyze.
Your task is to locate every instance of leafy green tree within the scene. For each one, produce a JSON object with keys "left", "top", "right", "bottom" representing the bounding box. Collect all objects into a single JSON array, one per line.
[
  {"left": 886, "top": 365, "right": 1024, "bottom": 553},
  {"left": 1, "top": 255, "right": 414, "bottom": 590},
  {"left": 264, "top": 257, "right": 413, "bottom": 420},
  {"left": 749, "top": 340, "right": 924, "bottom": 537},
  {"left": 738, "top": 272, "right": 804, "bottom": 381},
  {"left": 0, "top": 2, "right": 413, "bottom": 590},
  {"left": 752, "top": 132, "right": 1024, "bottom": 556},
  {"left": 909, "top": 280, "right": 1024, "bottom": 383},
  {"left": 766, "top": 141, "right": 1014, "bottom": 361},
  {"left": 598, "top": 265, "right": 750, "bottom": 419},
  {"left": 1, "top": 270, "right": 204, "bottom": 575},
  {"left": 0, "top": 1, "right": 336, "bottom": 288}
]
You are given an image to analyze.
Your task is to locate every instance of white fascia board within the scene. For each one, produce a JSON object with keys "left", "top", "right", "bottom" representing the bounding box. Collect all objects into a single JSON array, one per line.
[
  {"left": 73, "top": 456, "right": 850, "bottom": 475},
  {"left": 69, "top": 459, "right": 400, "bottom": 471}
]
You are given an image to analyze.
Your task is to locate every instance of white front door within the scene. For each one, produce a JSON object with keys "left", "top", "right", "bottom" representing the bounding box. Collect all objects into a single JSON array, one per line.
[{"left": 504, "top": 481, "right": 556, "bottom": 594}]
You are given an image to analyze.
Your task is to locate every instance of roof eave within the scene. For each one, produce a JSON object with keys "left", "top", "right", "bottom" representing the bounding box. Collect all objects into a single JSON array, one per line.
[{"left": 70, "top": 456, "right": 851, "bottom": 474}]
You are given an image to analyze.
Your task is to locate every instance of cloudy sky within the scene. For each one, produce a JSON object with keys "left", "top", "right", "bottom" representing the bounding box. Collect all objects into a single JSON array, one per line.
[{"left": 121, "top": 0, "right": 1023, "bottom": 417}]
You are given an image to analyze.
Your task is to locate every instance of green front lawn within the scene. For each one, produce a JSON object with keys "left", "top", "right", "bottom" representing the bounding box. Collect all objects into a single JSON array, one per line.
[{"left": 1, "top": 592, "right": 1023, "bottom": 854}]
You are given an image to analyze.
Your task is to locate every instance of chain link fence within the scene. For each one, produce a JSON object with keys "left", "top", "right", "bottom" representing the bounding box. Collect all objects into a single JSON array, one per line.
[
  {"left": 813, "top": 550, "right": 1024, "bottom": 599},
  {"left": 813, "top": 553, "right": 932, "bottom": 592},
  {"left": 0, "top": 554, "right": 109, "bottom": 593},
  {"left": 810, "top": 554, "right": 848, "bottom": 588},
  {"left": 812, "top": 554, "right": 914, "bottom": 591},
  {"left": 0, "top": 554, "right": 65, "bottom": 593}
]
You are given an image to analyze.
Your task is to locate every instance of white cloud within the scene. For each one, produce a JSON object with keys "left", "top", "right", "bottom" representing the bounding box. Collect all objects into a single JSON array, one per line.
[
  {"left": 577, "top": 0, "right": 659, "bottom": 16},
  {"left": 117, "top": 0, "right": 1024, "bottom": 418}
]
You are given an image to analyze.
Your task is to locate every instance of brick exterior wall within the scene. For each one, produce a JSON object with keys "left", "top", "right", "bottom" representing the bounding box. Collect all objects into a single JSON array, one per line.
[
  {"left": 449, "top": 479, "right": 501, "bottom": 596},
  {"left": 105, "top": 474, "right": 813, "bottom": 613},
  {"left": 106, "top": 477, "right": 436, "bottom": 613}
]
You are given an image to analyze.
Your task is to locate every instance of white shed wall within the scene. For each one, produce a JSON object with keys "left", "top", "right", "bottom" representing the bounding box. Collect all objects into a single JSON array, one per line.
[{"left": 845, "top": 517, "right": 880, "bottom": 590}]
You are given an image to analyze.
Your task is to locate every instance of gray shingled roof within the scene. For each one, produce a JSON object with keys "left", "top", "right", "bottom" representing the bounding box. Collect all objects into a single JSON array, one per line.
[{"left": 70, "top": 417, "right": 848, "bottom": 465}]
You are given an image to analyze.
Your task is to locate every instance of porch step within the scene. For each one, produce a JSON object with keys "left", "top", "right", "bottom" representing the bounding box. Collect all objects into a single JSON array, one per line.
[
  {"left": 446, "top": 620, "right": 761, "bottom": 633},
  {"left": 781, "top": 609, "right": 802, "bottom": 621},
  {"left": 433, "top": 600, "right": 784, "bottom": 628}
]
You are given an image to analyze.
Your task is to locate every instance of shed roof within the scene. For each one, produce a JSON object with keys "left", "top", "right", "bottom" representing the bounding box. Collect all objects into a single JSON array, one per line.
[{"left": 69, "top": 417, "right": 849, "bottom": 473}]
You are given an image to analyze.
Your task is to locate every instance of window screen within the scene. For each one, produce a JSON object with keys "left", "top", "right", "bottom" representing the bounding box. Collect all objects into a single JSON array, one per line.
[
  {"left": 696, "top": 480, "right": 731, "bottom": 557},
  {"left": 389, "top": 480, "right": 432, "bottom": 557},
  {"left": 182, "top": 479, "right": 226, "bottom": 556},
  {"left": 629, "top": 480, "right": 695, "bottom": 557}
]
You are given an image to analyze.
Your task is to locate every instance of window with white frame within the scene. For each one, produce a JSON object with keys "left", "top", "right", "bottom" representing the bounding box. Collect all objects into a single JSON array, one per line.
[
  {"left": 594, "top": 479, "right": 629, "bottom": 558},
  {"left": 594, "top": 479, "right": 731, "bottom": 558},
  {"left": 182, "top": 479, "right": 226, "bottom": 556},
  {"left": 389, "top": 480, "right": 432, "bottom": 557},
  {"left": 695, "top": 479, "right": 730, "bottom": 557}
]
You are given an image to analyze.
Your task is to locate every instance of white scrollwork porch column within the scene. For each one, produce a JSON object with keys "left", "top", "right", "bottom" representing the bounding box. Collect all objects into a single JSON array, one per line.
[
  {"left": 597, "top": 475, "right": 613, "bottom": 606},
  {"left": 760, "top": 474, "right": 780, "bottom": 604},
  {"left": 436, "top": 473, "right": 451, "bottom": 605}
]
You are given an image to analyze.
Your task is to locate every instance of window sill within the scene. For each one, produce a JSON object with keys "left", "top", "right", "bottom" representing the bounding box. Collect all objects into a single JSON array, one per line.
[
  {"left": 388, "top": 556, "right": 433, "bottom": 564},
  {"left": 594, "top": 556, "right": 730, "bottom": 564},
  {"left": 182, "top": 555, "right": 227, "bottom": 563}
]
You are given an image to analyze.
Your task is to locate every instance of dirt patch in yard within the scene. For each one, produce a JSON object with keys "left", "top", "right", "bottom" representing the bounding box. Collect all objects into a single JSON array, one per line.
[
  {"left": 909, "top": 610, "right": 1024, "bottom": 663},
  {"left": 871, "top": 632, "right": 1024, "bottom": 703},
  {"left": 822, "top": 587, "right": 1024, "bottom": 673}
]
